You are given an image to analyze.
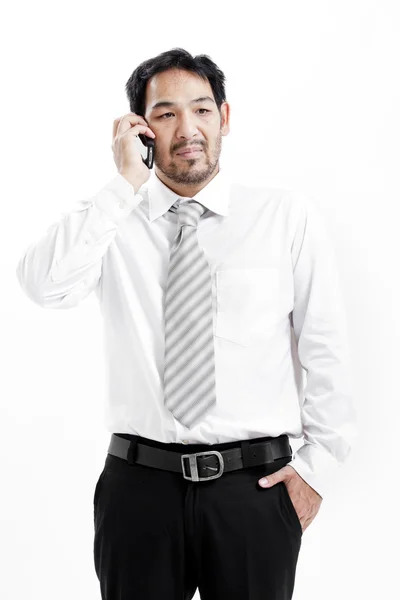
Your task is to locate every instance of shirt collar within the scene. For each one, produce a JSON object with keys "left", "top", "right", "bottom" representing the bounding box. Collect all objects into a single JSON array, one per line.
[{"left": 145, "top": 166, "right": 231, "bottom": 222}]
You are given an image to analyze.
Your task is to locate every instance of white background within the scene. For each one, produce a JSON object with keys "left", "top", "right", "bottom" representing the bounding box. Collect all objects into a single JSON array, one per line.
[{"left": 2, "top": 1, "right": 399, "bottom": 598}]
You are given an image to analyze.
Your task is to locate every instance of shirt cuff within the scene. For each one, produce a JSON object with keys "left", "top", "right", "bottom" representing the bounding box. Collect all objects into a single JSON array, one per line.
[
  {"left": 285, "top": 441, "right": 352, "bottom": 499},
  {"left": 94, "top": 173, "right": 144, "bottom": 223}
]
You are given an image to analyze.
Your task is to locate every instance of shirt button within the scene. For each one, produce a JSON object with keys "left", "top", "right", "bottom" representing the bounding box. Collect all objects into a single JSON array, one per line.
[
  {"left": 119, "top": 201, "right": 125, "bottom": 209},
  {"left": 182, "top": 439, "right": 189, "bottom": 444}
]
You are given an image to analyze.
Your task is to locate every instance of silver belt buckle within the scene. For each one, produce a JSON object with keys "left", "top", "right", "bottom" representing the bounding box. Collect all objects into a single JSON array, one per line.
[{"left": 181, "top": 450, "right": 224, "bottom": 481}]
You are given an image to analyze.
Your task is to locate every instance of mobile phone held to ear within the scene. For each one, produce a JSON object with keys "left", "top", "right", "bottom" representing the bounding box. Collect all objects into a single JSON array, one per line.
[{"left": 135, "top": 133, "right": 155, "bottom": 169}]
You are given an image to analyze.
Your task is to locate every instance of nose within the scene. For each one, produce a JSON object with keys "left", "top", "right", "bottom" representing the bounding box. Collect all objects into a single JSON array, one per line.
[{"left": 175, "top": 114, "right": 201, "bottom": 144}]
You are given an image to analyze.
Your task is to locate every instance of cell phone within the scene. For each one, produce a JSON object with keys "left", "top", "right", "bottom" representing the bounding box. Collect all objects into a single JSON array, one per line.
[{"left": 134, "top": 133, "right": 155, "bottom": 169}]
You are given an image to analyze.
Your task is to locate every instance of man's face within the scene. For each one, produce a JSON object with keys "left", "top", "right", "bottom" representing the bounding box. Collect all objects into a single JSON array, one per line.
[{"left": 144, "top": 68, "right": 230, "bottom": 186}]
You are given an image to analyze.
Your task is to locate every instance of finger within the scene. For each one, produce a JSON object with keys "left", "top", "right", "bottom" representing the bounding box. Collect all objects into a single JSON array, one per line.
[
  {"left": 113, "top": 113, "right": 149, "bottom": 142},
  {"left": 113, "top": 113, "right": 147, "bottom": 138},
  {"left": 119, "top": 123, "right": 155, "bottom": 142}
]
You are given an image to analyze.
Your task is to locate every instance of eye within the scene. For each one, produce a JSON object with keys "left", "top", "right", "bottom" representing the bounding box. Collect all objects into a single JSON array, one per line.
[{"left": 158, "top": 109, "right": 211, "bottom": 119}]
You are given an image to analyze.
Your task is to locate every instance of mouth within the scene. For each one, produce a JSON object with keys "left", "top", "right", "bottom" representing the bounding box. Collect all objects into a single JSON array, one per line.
[{"left": 177, "top": 147, "right": 203, "bottom": 158}]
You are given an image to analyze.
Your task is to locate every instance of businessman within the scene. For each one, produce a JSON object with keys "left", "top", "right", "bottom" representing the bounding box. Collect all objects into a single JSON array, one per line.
[{"left": 16, "top": 47, "right": 357, "bottom": 600}]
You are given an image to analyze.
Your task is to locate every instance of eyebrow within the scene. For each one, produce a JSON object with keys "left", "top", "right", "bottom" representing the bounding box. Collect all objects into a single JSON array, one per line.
[{"left": 150, "top": 96, "right": 216, "bottom": 111}]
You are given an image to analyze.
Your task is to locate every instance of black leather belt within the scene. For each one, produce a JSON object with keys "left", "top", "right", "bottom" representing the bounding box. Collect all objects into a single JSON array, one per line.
[{"left": 107, "top": 433, "right": 292, "bottom": 482}]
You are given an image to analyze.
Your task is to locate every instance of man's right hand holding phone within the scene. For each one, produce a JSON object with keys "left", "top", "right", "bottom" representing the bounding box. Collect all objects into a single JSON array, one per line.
[{"left": 111, "top": 113, "right": 156, "bottom": 194}]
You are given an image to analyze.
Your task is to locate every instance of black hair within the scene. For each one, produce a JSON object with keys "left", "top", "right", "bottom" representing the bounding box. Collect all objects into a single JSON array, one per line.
[{"left": 125, "top": 47, "right": 227, "bottom": 119}]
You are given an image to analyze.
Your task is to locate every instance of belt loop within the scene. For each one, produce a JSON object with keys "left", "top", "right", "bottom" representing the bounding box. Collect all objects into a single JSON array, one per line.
[
  {"left": 240, "top": 440, "right": 252, "bottom": 468},
  {"left": 127, "top": 439, "right": 138, "bottom": 466}
]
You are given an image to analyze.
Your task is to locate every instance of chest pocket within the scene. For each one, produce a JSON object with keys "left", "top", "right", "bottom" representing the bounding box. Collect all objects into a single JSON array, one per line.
[{"left": 215, "top": 267, "right": 279, "bottom": 346}]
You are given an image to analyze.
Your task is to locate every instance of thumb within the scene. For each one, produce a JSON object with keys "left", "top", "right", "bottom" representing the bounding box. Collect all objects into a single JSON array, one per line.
[{"left": 258, "top": 467, "right": 286, "bottom": 488}]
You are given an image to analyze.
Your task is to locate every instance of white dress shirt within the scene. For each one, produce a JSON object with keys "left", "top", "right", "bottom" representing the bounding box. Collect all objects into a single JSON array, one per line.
[{"left": 16, "top": 166, "right": 357, "bottom": 498}]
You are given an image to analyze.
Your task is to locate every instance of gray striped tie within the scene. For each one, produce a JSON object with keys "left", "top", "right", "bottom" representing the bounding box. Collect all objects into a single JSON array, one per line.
[{"left": 163, "top": 199, "right": 217, "bottom": 428}]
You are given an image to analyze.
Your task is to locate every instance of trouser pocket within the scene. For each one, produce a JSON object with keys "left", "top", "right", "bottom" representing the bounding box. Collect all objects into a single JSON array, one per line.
[
  {"left": 279, "top": 481, "right": 303, "bottom": 536},
  {"left": 93, "top": 467, "right": 107, "bottom": 511}
]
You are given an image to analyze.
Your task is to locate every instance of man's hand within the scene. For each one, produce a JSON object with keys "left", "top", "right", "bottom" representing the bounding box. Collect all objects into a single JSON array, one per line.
[{"left": 258, "top": 466, "right": 323, "bottom": 532}]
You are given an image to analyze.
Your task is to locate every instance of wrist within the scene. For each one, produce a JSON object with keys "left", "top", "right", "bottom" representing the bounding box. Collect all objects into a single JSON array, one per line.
[{"left": 119, "top": 170, "right": 141, "bottom": 194}]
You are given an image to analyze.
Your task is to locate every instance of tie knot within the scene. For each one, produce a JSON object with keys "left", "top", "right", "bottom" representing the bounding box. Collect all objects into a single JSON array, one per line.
[{"left": 176, "top": 200, "right": 207, "bottom": 229}]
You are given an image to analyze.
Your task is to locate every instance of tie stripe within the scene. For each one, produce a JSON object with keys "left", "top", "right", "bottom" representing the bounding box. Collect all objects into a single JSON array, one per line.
[
  {"left": 165, "top": 303, "right": 212, "bottom": 355},
  {"left": 165, "top": 274, "right": 211, "bottom": 334},
  {"left": 163, "top": 199, "right": 217, "bottom": 428},
  {"left": 166, "top": 355, "right": 216, "bottom": 412},
  {"left": 164, "top": 325, "right": 214, "bottom": 385},
  {"left": 165, "top": 266, "right": 210, "bottom": 320}
]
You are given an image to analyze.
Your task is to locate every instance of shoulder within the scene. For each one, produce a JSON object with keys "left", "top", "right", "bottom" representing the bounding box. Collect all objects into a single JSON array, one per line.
[{"left": 227, "top": 175, "right": 313, "bottom": 220}]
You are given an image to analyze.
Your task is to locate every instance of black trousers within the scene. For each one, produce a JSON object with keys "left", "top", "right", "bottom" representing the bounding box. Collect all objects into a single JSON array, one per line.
[{"left": 93, "top": 434, "right": 303, "bottom": 600}]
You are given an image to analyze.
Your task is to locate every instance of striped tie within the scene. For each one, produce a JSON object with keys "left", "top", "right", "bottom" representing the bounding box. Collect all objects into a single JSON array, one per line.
[{"left": 163, "top": 199, "right": 217, "bottom": 428}]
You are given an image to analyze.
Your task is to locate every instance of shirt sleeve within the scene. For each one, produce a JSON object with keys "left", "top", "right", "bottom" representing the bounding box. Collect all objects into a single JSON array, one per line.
[
  {"left": 16, "top": 173, "right": 144, "bottom": 309},
  {"left": 285, "top": 192, "right": 358, "bottom": 499}
]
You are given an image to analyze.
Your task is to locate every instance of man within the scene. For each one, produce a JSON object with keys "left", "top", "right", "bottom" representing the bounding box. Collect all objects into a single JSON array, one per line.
[{"left": 16, "top": 47, "right": 357, "bottom": 600}]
